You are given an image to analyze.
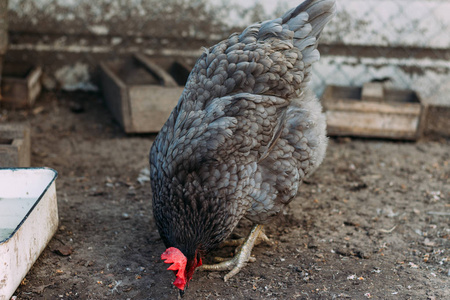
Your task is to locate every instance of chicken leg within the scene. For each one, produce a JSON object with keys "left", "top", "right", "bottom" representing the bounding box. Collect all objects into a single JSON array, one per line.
[{"left": 198, "top": 224, "right": 267, "bottom": 282}]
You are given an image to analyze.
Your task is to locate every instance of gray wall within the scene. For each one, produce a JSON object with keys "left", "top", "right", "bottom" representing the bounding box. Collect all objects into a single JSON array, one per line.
[{"left": 5, "top": 0, "right": 450, "bottom": 104}]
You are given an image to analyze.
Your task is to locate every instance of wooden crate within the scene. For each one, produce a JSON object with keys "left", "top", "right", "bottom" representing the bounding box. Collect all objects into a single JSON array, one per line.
[
  {"left": 1, "top": 63, "right": 42, "bottom": 108},
  {"left": 0, "top": 0, "right": 8, "bottom": 100},
  {"left": 100, "top": 54, "right": 190, "bottom": 133},
  {"left": 322, "top": 84, "right": 426, "bottom": 140},
  {"left": 0, "top": 56, "right": 3, "bottom": 98},
  {"left": 423, "top": 104, "right": 450, "bottom": 138},
  {"left": 0, "top": 123, "right": 31, "bottom": 167}
]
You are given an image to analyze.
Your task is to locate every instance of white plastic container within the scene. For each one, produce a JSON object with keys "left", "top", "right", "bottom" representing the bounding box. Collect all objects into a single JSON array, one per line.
[{"left": 0, "top": 168, "right": 58, "bottom": 300}]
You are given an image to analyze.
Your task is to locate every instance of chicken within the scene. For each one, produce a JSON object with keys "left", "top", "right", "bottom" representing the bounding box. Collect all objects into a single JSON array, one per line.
[{"left": 150, "top": 0, "right": 335, "bottom": 295}]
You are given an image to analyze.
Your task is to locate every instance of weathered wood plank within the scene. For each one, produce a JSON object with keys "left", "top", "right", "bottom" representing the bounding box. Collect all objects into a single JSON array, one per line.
[
  {"left": 325, "top": 111, "right": 420, "bottom": 140},
  {"left": 129, "top": 86, "right": 182, "bottom": 133},
  {"left": 323, "top": 99, "right": 421, "bottom": 115},
  {"left": 134, "top": 53, "right": 178, "bottom": 88},
  {"left": 99, "top": 62, "right": 133, "bottom": 131},
  {"left": 0, "top": 123, "right": 30, "bottom": 167},
  {"left": 423, "top": 104, "right": 450, "bottom": 138},
  {"left": 322, "top": 85, "right": 424, "bottom": 140},
  {"left": 1, "top": 65, "right": 42, "bottom": 108},
  {"left": 361, "top": 82, "right": 384, "bottom": 102},
  {"left": 100, "top": 55, "right": 188, "bottom": 133}
]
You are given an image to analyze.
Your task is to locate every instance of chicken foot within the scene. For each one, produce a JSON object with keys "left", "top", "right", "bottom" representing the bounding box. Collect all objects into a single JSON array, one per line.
[{"left": 198, "top": 224, "right": 267, "bottom": 282}]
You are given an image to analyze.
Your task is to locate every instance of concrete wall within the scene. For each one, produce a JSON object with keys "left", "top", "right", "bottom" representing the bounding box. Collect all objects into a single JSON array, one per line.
[
  {"left": 5, "top": 0, "right": 450, "bottom": 103},
  {"left": 0, "top": 0, "right": 9, "bottom": 89}
]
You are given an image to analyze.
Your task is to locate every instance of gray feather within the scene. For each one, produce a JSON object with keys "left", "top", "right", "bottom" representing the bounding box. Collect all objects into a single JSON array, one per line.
[{"left": 150, "top": 0, "right": 335, "bottom": 258}]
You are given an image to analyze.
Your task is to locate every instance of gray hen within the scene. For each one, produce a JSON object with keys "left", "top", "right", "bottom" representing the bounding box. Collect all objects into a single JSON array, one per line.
[{"left": 150, "top": 0, "right": 335, "bottom": 293}]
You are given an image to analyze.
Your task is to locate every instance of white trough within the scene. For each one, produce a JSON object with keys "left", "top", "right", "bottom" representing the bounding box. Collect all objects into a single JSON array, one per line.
[{"left": 0, "top": 168, "right": 58, "bottom": 300}]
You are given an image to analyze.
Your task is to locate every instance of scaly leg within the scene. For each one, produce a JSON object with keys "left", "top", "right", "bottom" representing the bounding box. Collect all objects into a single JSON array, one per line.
[{"left": 198, "top": 224, "right": 267, "bottom": 282}]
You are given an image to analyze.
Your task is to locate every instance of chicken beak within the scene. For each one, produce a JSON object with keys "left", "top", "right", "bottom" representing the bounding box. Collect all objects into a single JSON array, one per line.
[{"left": 179, "top": 288, "right": 185, "bottom": 298}]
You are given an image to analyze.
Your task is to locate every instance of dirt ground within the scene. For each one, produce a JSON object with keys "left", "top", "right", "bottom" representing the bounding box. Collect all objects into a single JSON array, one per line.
[{"left": 3, "top": 91, "right": 449, "bottom": 299}]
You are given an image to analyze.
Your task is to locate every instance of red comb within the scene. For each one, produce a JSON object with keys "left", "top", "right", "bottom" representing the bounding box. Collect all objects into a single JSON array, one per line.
[{"left": 161, "top": 247, "right": 187, "bottom": 290}]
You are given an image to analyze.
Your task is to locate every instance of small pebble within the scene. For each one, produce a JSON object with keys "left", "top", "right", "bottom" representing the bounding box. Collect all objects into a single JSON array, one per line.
[{"left": 54, "top": 245, "right": 73, "bottom": 256}]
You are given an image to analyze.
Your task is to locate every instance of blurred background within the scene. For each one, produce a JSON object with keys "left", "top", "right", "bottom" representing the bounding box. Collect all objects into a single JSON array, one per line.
[{"left": 3, "top": 0, "right": 449, "bottom": 102}]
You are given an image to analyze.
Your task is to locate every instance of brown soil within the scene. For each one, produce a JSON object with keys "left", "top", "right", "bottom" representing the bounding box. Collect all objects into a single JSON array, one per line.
[{"left": 3, "top": 91, "right": 449, "bottom": 300}]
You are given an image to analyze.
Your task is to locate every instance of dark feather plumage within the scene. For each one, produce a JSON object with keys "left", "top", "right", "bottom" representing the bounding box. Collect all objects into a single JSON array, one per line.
[{"left": 150, "top": 0, "right": 335, "bottom": 261}]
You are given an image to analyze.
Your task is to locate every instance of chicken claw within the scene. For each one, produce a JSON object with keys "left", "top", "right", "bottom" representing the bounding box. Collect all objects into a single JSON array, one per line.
[{"left": 198, "top": 224, "right": 267, "bottom": 281}]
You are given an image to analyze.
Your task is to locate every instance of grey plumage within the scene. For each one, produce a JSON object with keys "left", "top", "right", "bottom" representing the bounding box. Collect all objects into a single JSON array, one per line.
[{"left": 150, "top": 0, "right": 335, "bottom": 259}]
